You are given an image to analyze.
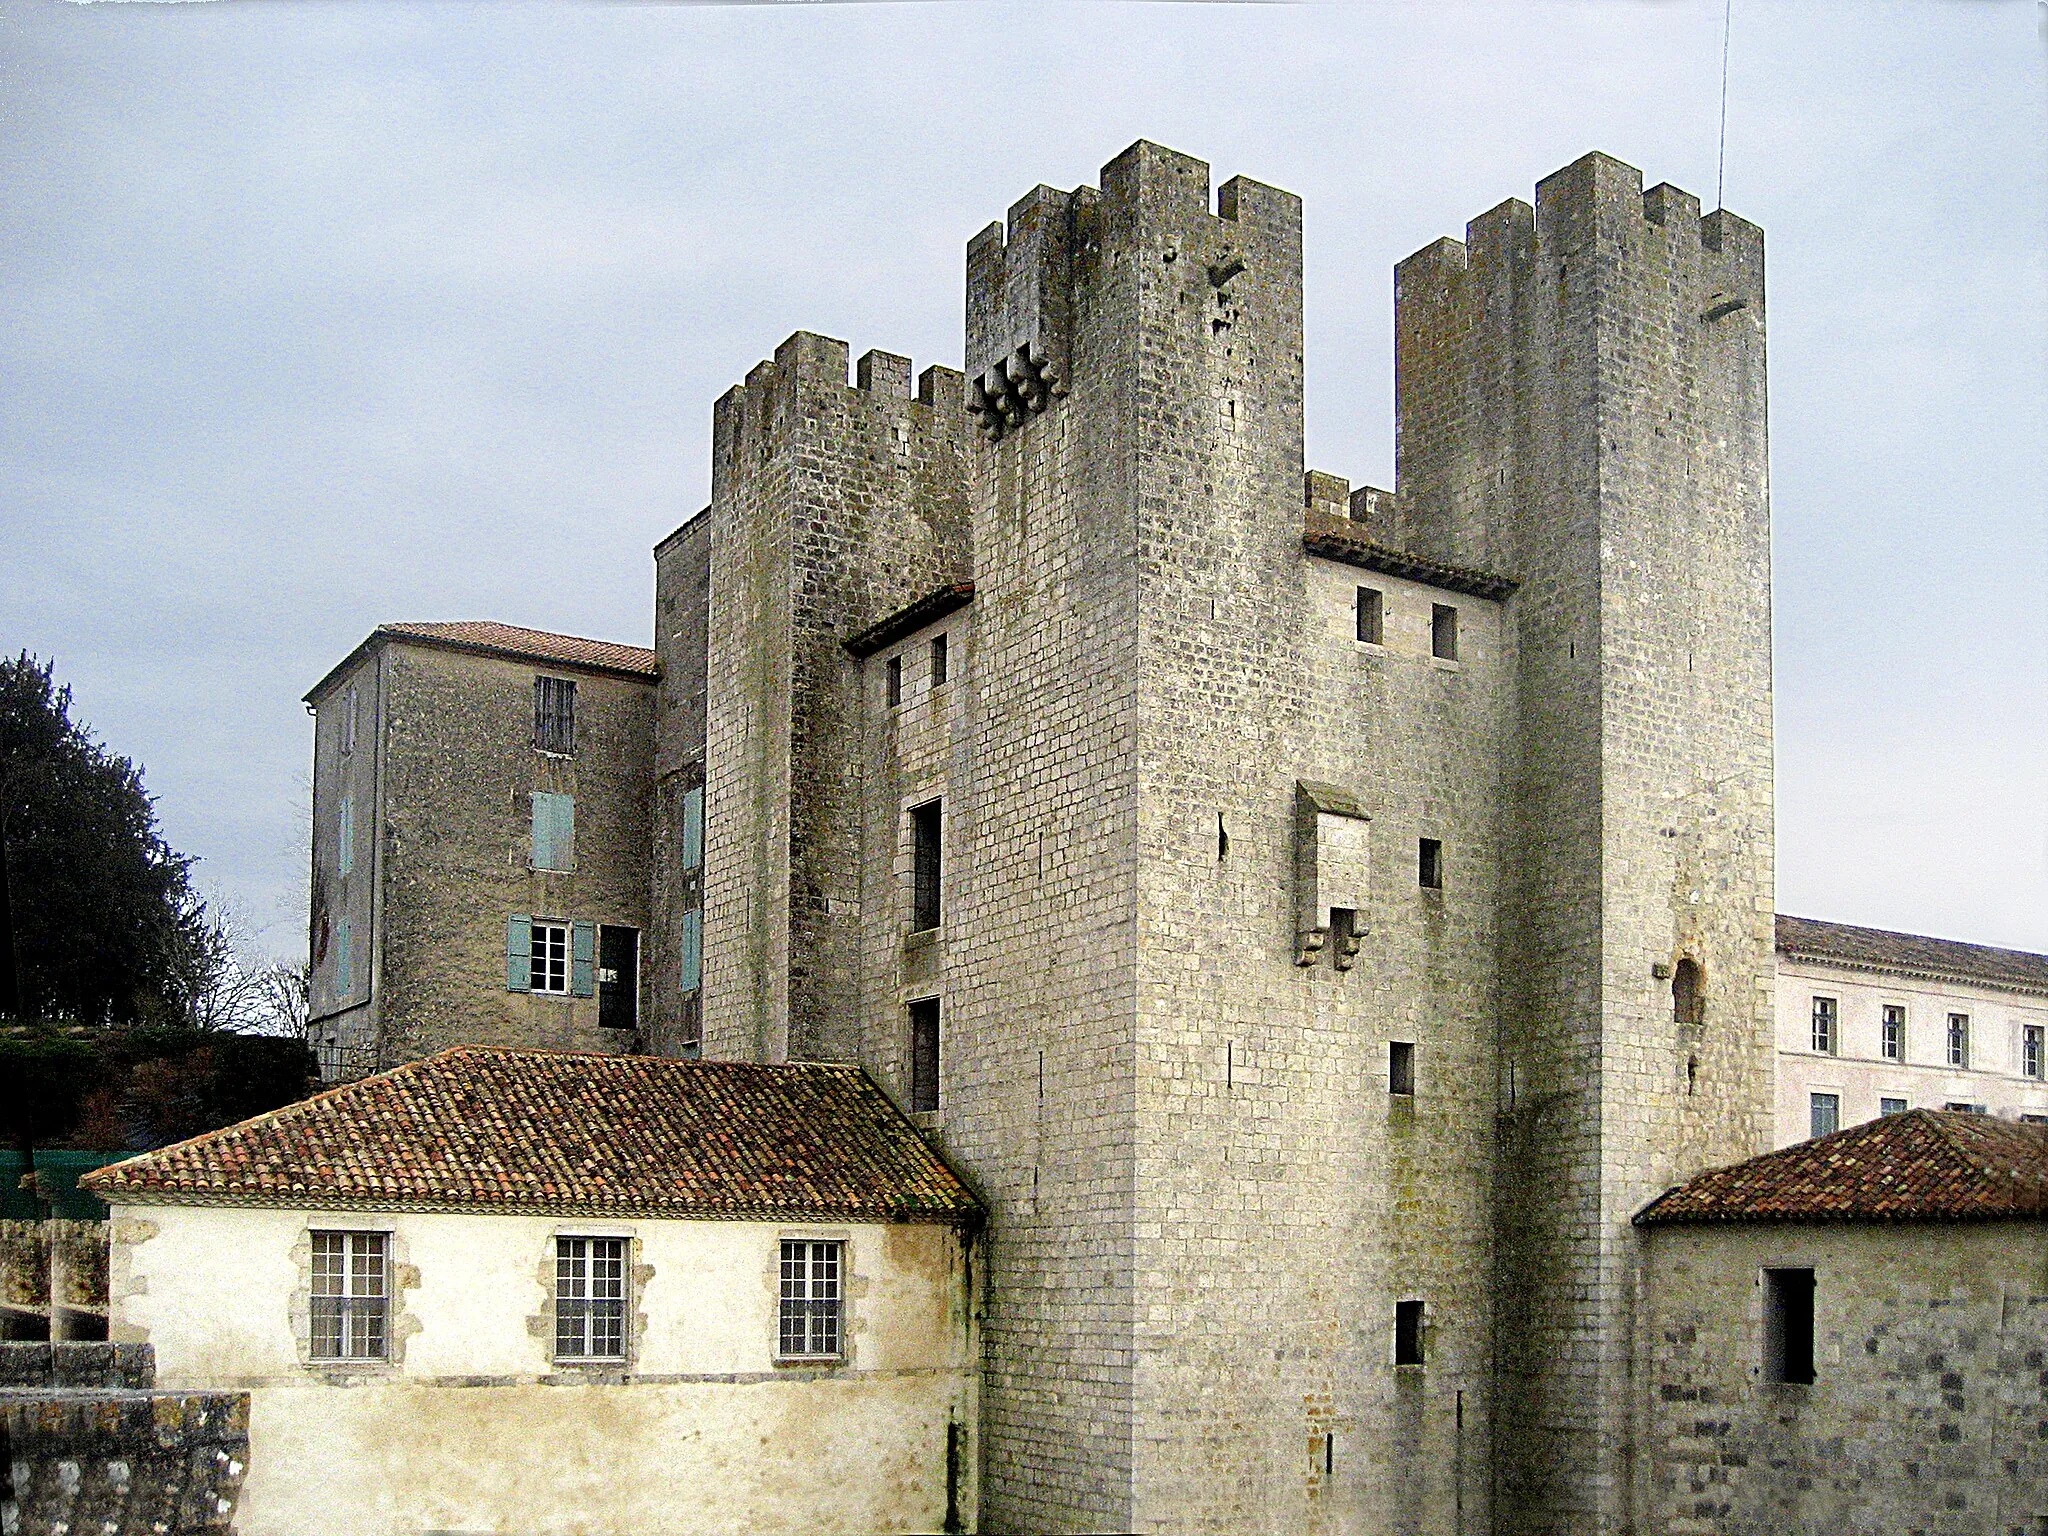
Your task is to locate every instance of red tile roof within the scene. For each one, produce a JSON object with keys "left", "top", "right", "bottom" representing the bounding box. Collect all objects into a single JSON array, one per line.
[
  {"left": 1776, "top": 913, "right": 2048, "bottom": 997},
  {"left": 83, "top": 1048, "right": 981, "bottom": 1226},
  {"left": 305, "top": 622, "right": 658, "bottom": 703},
  {"left": 1635, "top": 1109, "right": 2048, "bottom": 1226}
]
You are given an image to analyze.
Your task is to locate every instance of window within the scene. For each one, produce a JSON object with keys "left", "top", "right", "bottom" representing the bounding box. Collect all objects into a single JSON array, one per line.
[
  {"left": 1355, "top": 587, "right": 1383, "bottom": 645},
  {"left": 678, "top": 909, "right": 702, "bottom": 993},
  {"left": 1762, "top": 1267, "right": 1815, "bottom": 1385},
  {"left": 1880, "top": 1097, "right": 1908, "bottom": 1116},
  {"left": 337, "top": 796, "right": 355, "bottom": 878},
  {"left": 910, "top": 998, "right": 941, "bottom": 1113},
  {"left": 1430, "top": 604, "right": 1458, "bottom": 660},
  {"left": 1881, "top": 1004, "right": 1904, "bottom": 1062},
  {"left": 310, "top": 1231, "right": 387, "bottom": 1361},
  {"left": 1393, "top": 1300, "right": 1425, "bottom": 1367},
  {"left": 531, "top": 920, "right": 570, "bottom": 994},
  {"left": 1809, "top": 1092, "right": 1839, "bottom": 1139},
  {"left": 1944, "top": 1101, "right": 1986, "bottom": 1115},
  {"left": 334, "top": 917, "right": 353, "bottom": 996},
  {"left": 555, "top": 1237, "right": 627, "bottom": 1360},
  {"left": 1810, "top": 996, "right": 1836, "bottom": 1055},
  {"left": 2023, "top": 1114, "right": 2048, "bottom": 1126},
  {"left": 531, "top": 792, "right": 576, "bottom": 872},
  {"left": 1947, "top": 1013, "right": 1970, "bottom": 1068},
  {"left": 534, "top": 676, "right": 577, "bottom": 756},
  {"left": 1672, "top": 958, "right": 1702, "bottom": 1028},
  {"left": 1418, "top": 838, "right": 1443, "bottom": 891},
  {"left": 2025, "top": 1025, "right": 2044, "bottom": 1081},
  {"left": 779, "top": 1240, "right": 843, "bottom": 1359},
  {"left": 885, "top": 655, "right": 902, "bottom": 709},
  {"left": 680, "top": 785, "right": 705, "bottom": 872},
  {"left": 910, "top": 800, "right": 943, "bottom": 931},
  {"left": 930, "top": 633, "right": 949, "bottom": 687},
  {"left": 598, "top": 926, "right": 640, "bottom": 1032},
  {"left": 1388, "top": 1041, "right": 1415, "bottom": 1097}
]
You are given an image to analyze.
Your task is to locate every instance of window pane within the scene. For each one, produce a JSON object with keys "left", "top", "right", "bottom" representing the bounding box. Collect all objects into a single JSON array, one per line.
[{"left": 1809, "top": 1093, "right": 1839, "bottom": 1139}]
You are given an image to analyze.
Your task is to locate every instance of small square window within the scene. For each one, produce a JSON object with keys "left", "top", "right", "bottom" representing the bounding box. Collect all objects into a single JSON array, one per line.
[
  {"left": 1430, "top": 604, "right": 1458, "bottom": 661},
  {"left": 555, "top": 1236, "right": 627, "bottom": 1360},
  {"left": 779, "top": 1240, "right": 843, "bottom": 1360},
  {"left": 1355, "top": 587, "right": 1383, "bottom": 645},
  {"left": 534, "top": 676, "right": 577, "bottom": 756},
  {"left": 530, "top": 920, "right": 571, "bottom": 995},
  {"left": 310, "top": 1231, "right": 388, "bottom": 1361},
  {"left": 1762, "top": 1267, "right": 1815, "bottom": 1385},
  {"left": 1947, "top": 1013, "right": 1970, "bottom": 1068},
  {"left": 1810, "top": 997, "right": 1836, "bottom": 1055},
  {"left": 1418, "top": 838, "right": 1443, "bottom": 891},
  {"left": 1393, "top": 1299, "right": 1425, "bottom": 1367},
  {"left": 1388, "top": 1041, "right": 1415, "bottom": 1097},
  {"left": 1809, "top": 1092, "right": 1839, "bottom": 1139},
  {"left": 885, "top": 656, "right": 902, "bottom": 709},
  {"left": 1880, "top": 1005, "right": 1904, "bottom": 1062},
  {"left": 930, "top": 633, "right": 949, "bottom": 687},
  {"left": 1879, "top": 1097, "right": 1908, "bottom": 1116}
]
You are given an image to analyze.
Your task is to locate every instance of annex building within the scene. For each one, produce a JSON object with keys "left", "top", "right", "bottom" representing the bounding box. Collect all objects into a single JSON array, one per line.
[{"left": 271, "top": 141, "right": 2048, "bottom": 1535}]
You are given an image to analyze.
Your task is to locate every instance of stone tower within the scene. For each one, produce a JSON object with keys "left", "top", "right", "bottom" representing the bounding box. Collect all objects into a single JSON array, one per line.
[{"left": 1394, "top": 155, "right": 1776, "bottom": 1532}]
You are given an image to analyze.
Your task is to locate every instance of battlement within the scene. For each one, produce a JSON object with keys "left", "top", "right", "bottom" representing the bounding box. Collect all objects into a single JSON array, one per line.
[{"left": 712, "top": 330, "right": 966, "bottom": 475}]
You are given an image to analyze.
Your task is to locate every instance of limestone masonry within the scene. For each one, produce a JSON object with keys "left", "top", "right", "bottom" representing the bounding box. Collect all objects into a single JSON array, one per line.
[{"left": 295, "top": 141, "right": 2048, "bottom": 1535}]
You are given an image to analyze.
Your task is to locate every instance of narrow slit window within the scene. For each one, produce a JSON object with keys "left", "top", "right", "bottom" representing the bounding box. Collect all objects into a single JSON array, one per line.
[
  {"left": 337, "top": 795, "right": 355, "bottom": 878},
  {"left": 1672, "top": 958, "right": 1702, "bottom": 1027},
  {"left": 1388, "top": 1041, "right": 1415, "bottom": 1097},
  {"left": 1430, "top": 604, "right": 1458, "bottom": 660},
  {"left": 910, "top": 997, "right": 941, "bottom": 1113},
  {"left": 1355, "top": 587, "right": 1383, "bottom": 645},
  {"left": 930, "top": 633, "right": 949, "bottom": 687},
  {"left": 1762, "top": 1267, "right": 1815, "bottom": 1384},
  {"left": 910, "top": 800, "right": 943, "bottom": 931},
  {"left": 1418, "top": 838, "right": 1443, "bottom": 891},
  {"left": 1393, "top": 1299, "right": 1425, "bottom": 1367},
  {"left": 885, "top": 655, "right": 902, "bottom": 709}
]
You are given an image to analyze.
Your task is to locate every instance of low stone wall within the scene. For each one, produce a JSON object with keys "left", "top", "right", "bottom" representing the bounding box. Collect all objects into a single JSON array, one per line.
[
  {"left": 1, "top": 1220, "right": 110, "bottom": 1339},
  {"left": 1, "top": 1342, "right": 250, "bottom": 1536}
]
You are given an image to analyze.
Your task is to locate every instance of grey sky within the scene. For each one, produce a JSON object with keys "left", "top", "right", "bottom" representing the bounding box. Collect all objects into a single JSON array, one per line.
[{"left": 3, "top": 0, "right": 2043, "bottom": 961}]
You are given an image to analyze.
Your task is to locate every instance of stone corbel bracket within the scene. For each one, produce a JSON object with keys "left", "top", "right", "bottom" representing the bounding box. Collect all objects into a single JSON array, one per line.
[{"left": 966, "top": 184, "right": 1083, "bottom": 443}]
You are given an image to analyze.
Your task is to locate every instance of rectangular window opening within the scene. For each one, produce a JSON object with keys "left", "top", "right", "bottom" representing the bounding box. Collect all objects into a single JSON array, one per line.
[
  {"left": 778, "top": 1240, "right": 843, "bottom": 1359},
  {"left": 530, "top": 920, "right": 570, "bottom": 995},
  {"left": 910, "top": 800, "right": 943, "bottom": 932},
  {"left": 534, "top": 676, "right": 577, "bottom": 756},
  {"left": 885, "top": 655, "right": 902, "bottom": 709},
  {"left": 555, "top": 1236, "right": 627, "bottom": 1360},
  {"left": 1418, "top": 838, "right": 1443, "bottom": 891},
  {"left": 1762, "top": 1267, "right": 1815, "bottom": 1385},
  {"left": 1881, "top": 1004, "right": 1904, "bottom": 1062},
  {"left": 1947, "top": 1013, "right": 1970, "bottom": 1068},
  {"left": 310, "top": 1231, "right": 388, "bottom": 1361},
  {"left": 1810, "top": 996, "right": 1836, "bottom": 1055},
  {"left": 910, "top": 997, "right": 941, "bottom": 1113},
  {"left": 930, "top": 633, "right": 949, "bottom": 687},
  {"left": 1809, "top": 1092, "right": 1839, "bottom": 1139},
  {"left": 598, "top": 925, "right": 640, "bottom": 1032},
  {"left": 531, "top": 792, "right": 576, "bottom": 872},
  {"left": 2025, "top": 1024, "right": 2043, "bottom": 1081},
  {"left": 1393, "top": 1299, "right": 1425, "bottom": 1367},
  {"left": 1879, "top": 1096, "right": 1908, "bottom": 1116},
  {"left": 1430, "top": 604, "right": 1458, "bottom": 661},
  {"left": 1355, "top": 587, "right": 1383, "bottom": 645},
  {"left": 1388, "top": 1041, "right": 1415, "bottom": 1098}
]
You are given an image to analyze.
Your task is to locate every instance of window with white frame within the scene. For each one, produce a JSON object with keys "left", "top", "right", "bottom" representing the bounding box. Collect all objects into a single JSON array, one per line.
[
  {"left": 1881, "top": 1004, "right": 1904, "bottom": 1062},
  {"left": 530, "top": 920, "right": 570, "bottom": 995},
  {"left": 1810, "top": 996, "right": 1837, "bottom": 1055},
  {"left": 1947, "top": 1013, "right": 1970, "bottom": 1068},
  {"left": 778, "top": 1240, "right": 843, "bottom": 1359},
  {"left": 310, "top": 1231, "right": 388, "bottom": 1360},
  {"left": 555, "top": 1237, "right": 627, "bottom": 1360},
  {"left": 2025, "top": 1024, "right": 2044, "bottom": 1081}
]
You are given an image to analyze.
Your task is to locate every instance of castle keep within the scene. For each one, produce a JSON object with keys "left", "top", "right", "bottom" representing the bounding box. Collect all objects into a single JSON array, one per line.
[{"left": 289, "top": 141, "right": 2048, "bottom": 1535}]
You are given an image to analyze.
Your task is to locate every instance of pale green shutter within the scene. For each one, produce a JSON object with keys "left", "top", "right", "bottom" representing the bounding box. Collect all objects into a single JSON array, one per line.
[
  {"left": 506, "top": 915, "right": 532, "bottom": 991},
  {"left": 681, "top": 787, "right": 703, "bottom": 871},
  {"left": 556, "top": 794, "right": 576, "bottom": 869},
  {"left": 679, "top": 909, "right": 701, "bottom": 992},
  {"left": 532, "top": 793, "right": 576, "bottom": 872},
  {"left": 571, "top": 921, "right": 596, "bottom": 997}
]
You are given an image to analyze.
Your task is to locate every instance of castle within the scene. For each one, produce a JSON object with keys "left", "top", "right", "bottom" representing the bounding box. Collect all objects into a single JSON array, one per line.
[{"left": 291, "top": 142, "right": 2047, "bottom": 1534}]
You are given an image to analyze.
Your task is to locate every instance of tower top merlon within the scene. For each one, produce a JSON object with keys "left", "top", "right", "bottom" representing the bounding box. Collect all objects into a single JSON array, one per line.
[{"left": 966, "top": 185, "right": 1080, "bottom": 443}]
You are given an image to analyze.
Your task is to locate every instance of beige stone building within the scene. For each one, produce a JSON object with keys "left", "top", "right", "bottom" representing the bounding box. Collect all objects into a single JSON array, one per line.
[
  {"left": 1775, "top": 915, "right": 2048, "bottom": 1144},
  {"left": 85, "top": 1048, "right": 982, "bottom": 1536}
]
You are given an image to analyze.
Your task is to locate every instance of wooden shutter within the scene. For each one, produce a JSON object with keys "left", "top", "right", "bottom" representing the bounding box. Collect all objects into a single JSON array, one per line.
[
  {"left": 506, "top": 915, "right": 532, "bottom": 992},
  {"left": 680, "top": 786, "right": 704, "bottom": 871},
  {"left": 531, "top": 793, "right": 576, "bottom": 872},
  {"left": 679, "top": 909, "right": 701, "bottom": 992},
  {"left": 571, "top": 921, "right": 597, "bottom": 997}
]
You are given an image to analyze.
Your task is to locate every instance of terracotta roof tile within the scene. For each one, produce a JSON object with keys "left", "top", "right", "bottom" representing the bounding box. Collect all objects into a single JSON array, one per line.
[
  {"left": 83, "top": 1048, "right": 981, "bottom": 1225},
  {"left": 1635, "top": 1109, "right": 2048, "bottom": 1225},
  {"left": 381, "top": 622, "right": 659, "bottom": 679},
  {"left": 1776, "top": 913, "right": 2048, "bottom": 997}
]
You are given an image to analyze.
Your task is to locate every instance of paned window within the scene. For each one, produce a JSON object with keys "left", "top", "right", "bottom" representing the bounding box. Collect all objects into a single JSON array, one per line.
[
  {"left": 555, "top": 1237, "right": 627, "bottom": 1360},
  {"left": 779, "top": 1240, "right": 843, "bottom": 1359},
  {"left": 910, "top": 800, "right": 943, "bottom": 931},
  {"left": 1947, "top": 1013, "right": 1970, "bottom": 1068},
  {"left": 910, "top": 997, "right": 941, "bottom": 1113},
  {"left": 531, "top": 920, "right": 570, "bottom": 995},
  {"left": 1881, "top": 1005, "right": 1904, "bottom": 1062},
  {"left": 1355, "top": 587, "right": 1383, "bottom": 645},
  {"left": 310, "top": 1231, "right": 388, "bottom": 1360},
  {"left": 534, "top": 676, "right": 577, "bottom": 756},
  {"left": 930, "top": 633, "right": 949, "bottom": 687},
  {"left": 1880, "top": 1097, "right": 1908, "bottom": 1116},
  {"left": 2025, "top": 1024, "right": 2044, "bottom": 1081},
  {"left": 1809, "top": 1092, "right": 1839, "bottom": 1138},
  {"left": 1809, "top": 996, "right": 1836, "bottom": 1055}
]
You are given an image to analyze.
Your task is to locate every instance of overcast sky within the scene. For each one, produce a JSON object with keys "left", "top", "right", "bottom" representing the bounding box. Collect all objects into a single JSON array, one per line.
[{"left": 3, "top": 0, "right": 2043, "bottom": 961}]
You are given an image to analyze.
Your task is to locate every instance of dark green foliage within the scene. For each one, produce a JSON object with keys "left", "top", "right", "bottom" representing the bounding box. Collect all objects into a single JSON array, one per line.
[{"left": 0, "top": 653, "right": 219, "bottom": 1025}]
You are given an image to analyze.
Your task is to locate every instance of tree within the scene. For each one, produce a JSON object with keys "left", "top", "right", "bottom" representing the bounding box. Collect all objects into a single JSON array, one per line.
[{"left": 0, "top": 652, "right": 217, "bottom": 1025}]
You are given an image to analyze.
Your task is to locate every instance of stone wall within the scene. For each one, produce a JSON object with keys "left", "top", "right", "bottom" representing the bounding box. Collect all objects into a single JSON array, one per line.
[
  {"left": 649, "top": 512, "right": 712, "bottom": 1055},
  {"left": 1637, "top": 1220, "right": 2048, "bottom": 1535}
]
